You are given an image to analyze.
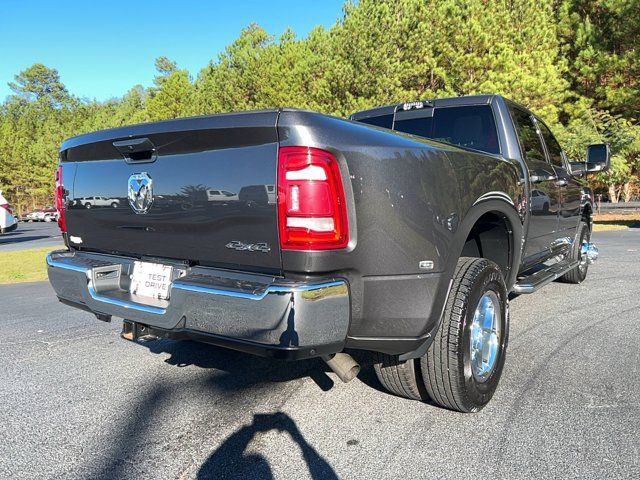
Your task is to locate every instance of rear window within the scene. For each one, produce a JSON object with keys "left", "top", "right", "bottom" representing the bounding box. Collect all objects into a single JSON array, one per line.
[
  {"left": 393, "top": 105, "right": 500, "bottom": 154},
  {"left": 357, "top": 114, "right": 394, "bottom": 129}
]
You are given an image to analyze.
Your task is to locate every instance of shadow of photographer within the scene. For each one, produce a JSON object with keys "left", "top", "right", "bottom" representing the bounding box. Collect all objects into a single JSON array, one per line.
[{"left": 197, "top": 412, "right": 338, "bottom": 480}]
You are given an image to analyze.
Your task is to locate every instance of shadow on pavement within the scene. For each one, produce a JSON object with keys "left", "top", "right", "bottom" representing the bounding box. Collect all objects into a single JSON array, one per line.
[
  {"left": 145, "top": 339, "right": 337, "bottom": 392},
  {"left": 88, "top": 339, "right": 383, "bottom": 478},
  {"left": 0, "top": 234, "right": 48, "bottom": 245},
  {"left": 197, "top": 412, "right": 338, "bottom": 480}
]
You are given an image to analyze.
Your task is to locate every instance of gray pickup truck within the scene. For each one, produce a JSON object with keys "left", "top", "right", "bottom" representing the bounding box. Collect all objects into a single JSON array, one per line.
[{"left": 48, "top": 94, "right": 609, "bottom": 412}]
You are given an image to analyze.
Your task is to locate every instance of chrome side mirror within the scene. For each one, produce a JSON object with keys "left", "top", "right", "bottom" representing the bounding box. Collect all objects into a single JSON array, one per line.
[{"left": 586, "top": 143, "right": 610, "bottom": 172}]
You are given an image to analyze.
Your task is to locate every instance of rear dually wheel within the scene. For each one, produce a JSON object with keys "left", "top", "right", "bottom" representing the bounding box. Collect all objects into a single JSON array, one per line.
[{"left": 373, "top": 257, "right": 509, "bottom": 412}]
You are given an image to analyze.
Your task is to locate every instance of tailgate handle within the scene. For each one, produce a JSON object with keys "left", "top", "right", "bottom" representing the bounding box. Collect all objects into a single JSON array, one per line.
[{"left": 113, "top": 138, "right": 157, "bottom": 162}]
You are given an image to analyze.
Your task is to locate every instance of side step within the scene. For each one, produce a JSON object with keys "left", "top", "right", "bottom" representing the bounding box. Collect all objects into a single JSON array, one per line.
[{"left": 513, "top": 259, "right": 580, "bottom": 294}]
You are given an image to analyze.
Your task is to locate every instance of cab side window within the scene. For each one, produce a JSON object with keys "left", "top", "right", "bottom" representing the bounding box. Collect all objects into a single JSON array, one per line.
[
  {"left": 509, "top": 107, "right": 547, "bottom": 163},
  {"left": 538, "top": 121, "right": 564, "bottom": 168}
]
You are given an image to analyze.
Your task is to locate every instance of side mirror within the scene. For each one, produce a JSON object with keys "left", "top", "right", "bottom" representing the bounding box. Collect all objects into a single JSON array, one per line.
[{"left": 586, "top": 143, "right": 610, "bottom": 173}]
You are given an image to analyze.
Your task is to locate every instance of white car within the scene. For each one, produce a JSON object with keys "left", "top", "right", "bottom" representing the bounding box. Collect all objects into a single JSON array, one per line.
[
  {"left": 206, "top": 189, "right": 239, "bottom": 202},
  {"left": 531, "top": 189, "right": 551, "bottom": 214},
  {"left": 0, "top": 191, "right": 18, "bottom": 234},
  {"left": 78, "top": 196, "right": 120, "bottom": 208},
  {"left": 32, "top": 207, "right": 58, "bottom": 222}
]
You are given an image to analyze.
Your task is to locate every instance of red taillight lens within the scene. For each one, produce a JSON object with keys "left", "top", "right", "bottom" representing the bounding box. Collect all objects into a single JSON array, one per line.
[
  {"left": 0, "top": 204, "right": 12, "bottom": 216},
  {"left": 277, "top": 146, "right": 349, "bottom": 250},
  {"left": 54, "top": 165, "right": 67, "bottom": 233}
]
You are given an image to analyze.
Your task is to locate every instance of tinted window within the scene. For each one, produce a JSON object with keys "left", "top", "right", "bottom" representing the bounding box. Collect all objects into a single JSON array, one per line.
[
  {"left": 538, "top": 121, "right": 564, "bottom": 168},
  {"left": 509, "top": 107, "right": 547, "bottom": 163},
  {"left": 357, "top": 114, "right": 394, "bottom": 129},
  {"left": 393, "top": 105, "right": 500, "bottom": 154}
]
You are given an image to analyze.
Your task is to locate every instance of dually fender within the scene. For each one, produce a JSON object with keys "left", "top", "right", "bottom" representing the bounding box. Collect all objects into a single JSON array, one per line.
[
  {"left": 398, "top": 195, "right": 525, "bottom": 360},
  {"left": 446, "top": 196, "right": 524, "bottom": 291}
]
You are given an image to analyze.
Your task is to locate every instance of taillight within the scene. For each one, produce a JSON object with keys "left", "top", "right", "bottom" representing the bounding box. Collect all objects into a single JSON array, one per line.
[
  {"left": 277, "top": 146, "right": 349, "bottom": 250},
  {"left": 0, "top": 204, "right": 12, "bottom": 216},
  {"left": 54, "top": 165, "right": 67, "bottom": 233}
]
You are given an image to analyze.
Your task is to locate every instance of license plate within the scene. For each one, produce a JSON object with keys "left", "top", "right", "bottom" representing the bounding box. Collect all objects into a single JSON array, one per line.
[{"left": 130, "top": 261, "right": 173, "bottom": 300}]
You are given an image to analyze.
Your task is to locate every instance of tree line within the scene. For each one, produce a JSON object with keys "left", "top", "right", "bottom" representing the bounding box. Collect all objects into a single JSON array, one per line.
[{"left": 0, "top": 0, "right": 638, "bottom": 214}]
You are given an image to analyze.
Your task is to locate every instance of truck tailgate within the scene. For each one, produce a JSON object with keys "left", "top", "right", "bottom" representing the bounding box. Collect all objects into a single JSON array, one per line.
[{"left": 61, "top": 110, "right": 281, "bottom": 273}]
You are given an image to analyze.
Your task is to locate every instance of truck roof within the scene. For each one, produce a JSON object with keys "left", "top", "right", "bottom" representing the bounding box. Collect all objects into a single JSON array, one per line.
[{"left": 349, "top": 94, "right": 504, "bottom": 121}]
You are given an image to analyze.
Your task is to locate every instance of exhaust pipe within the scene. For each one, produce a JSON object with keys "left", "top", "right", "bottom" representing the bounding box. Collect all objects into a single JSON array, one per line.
[
  {"left": 581, "top": 242, "right": 599, "bottom": 264},
  {"left": 322, "top": 353, "right": 360, "bottom": 383}
]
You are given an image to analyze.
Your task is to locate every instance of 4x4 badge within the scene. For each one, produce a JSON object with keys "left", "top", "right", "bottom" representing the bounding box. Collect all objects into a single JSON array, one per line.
[
  {"left": 225, "top": 241, "right": 271, "bottom": 253},
  {"left": 128, "top": 172, "right": 153, "bottom": 214}
]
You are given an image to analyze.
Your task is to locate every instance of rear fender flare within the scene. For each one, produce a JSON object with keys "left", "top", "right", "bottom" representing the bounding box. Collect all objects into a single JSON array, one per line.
[{"left": 446, "top": 196, "right": 524, "bottom": 291}]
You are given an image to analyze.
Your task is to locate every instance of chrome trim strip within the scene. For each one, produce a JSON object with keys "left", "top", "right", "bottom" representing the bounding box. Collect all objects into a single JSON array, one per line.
[
  {"left": 87, "top": 285, "right": 167, "bottom": 315},
  {"left": 171, "top": 280, "right": 345, "bottom": 301},
  {"left": 46, "top": 254, "right": 87, "bottom": 273}
]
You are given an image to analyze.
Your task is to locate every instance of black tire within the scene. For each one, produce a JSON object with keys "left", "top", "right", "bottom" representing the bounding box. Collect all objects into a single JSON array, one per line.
[
  {"left": 559, "top": 221, "right": 590, "bottom": 284},
  {"left": 111, "top": 202, "right": 118, "bottom": 208},
  {"left": 84, "top": 203, "right": 92, "bottom": 209},
  {"left": 373, "top": 353, "right": 425, "bottom": 401},
  {"left": 420, "top": 257, "right": 509, "bottom": 412}
]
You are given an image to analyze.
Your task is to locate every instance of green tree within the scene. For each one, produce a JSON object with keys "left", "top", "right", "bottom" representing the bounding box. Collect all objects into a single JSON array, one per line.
[
  {"left": 559, "top": 0, "right": 640, "bottom": 118},
  {"left": 8, "top": 63, "right": 71, "bottom": 107},
  {"left": 146, "top": 58, "right": 194, "bottom": 121}
]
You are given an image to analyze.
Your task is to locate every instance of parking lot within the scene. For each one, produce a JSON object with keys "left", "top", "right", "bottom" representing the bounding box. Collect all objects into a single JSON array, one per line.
[
  {"left": 0, "top": 222, "right": 63, "bottom": 252},
  {"left": 1, "top": 229, "right": 638, "bottom": 479}
]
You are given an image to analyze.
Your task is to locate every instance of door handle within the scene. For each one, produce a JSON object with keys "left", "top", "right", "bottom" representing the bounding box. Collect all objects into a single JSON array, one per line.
[
  {"left": 530, "top": 174, "right": 556, "bottom": 183},
  {"left": 113, "top": 137, "right": 157, "bottom": 162}
]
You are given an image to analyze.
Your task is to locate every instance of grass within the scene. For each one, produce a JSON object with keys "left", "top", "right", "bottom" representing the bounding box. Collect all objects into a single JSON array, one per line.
[
  {"left": 0, "top": 247, "right": 52, "bottom": 284},
  {"left": 593, "top": 212, "right": 640, "bottom": 232}
]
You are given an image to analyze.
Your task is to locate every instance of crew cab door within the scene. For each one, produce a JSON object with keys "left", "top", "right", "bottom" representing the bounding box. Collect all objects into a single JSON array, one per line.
[
  {"left": 537, "top": 120, "right": 583, "bottom": 235},
  {"left": 508, "top": 106, "right": 560, "bottom": 259}
]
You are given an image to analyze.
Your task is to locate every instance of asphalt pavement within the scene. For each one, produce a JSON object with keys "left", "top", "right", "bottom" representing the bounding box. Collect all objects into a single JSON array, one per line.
[
  {"left": 0, "top": 229, "right": 638, "bottom": 479},
  {"left": 0, "top": 222, "right": 64, "bottom": 251}
]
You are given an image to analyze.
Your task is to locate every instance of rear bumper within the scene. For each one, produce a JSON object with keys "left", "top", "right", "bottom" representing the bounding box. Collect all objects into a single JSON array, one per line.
[
  {"left": 47, "top": 250, "right": 350, "bottom": 359},
  {"left": 1, "top": 221, "right": 17, "bottom": 233}
]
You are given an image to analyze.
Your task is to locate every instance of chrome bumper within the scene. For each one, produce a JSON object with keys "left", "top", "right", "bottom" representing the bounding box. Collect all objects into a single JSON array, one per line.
[{"left": 47, "top": 250, "right": 350, "bottom": 358}]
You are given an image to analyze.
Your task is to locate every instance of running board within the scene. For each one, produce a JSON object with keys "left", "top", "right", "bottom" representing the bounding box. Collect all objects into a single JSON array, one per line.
[{"left": 513, "top": 259, "right": 580, "bottom": 294}]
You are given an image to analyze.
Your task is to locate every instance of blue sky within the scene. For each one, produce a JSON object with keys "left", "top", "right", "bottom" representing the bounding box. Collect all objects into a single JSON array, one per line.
[{"left": 0, "top": 0, "right": 345, "bottom": 101}]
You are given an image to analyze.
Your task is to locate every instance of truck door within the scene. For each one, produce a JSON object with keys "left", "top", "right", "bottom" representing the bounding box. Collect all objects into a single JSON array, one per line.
[
  {"left": 537, "top": 120, "right": 583, "bottom": 235},
  {"left": 508, "top": 106, "right": 560, "bottom": 259}
]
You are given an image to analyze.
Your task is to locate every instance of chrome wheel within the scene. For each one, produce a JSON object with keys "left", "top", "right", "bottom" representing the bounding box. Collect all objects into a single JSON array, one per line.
[
  {"left": 578, "top": 241, "right": 589, "bottom": 273},
  {"left": 469, "top": 291, "right": 501, "bottom": 382}
]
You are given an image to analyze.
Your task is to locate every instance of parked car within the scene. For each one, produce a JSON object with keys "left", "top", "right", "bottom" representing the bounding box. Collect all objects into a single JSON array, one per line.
[
  {"left": 37, "top": 207, "right": 59, "bottom": 222},
  {"left": 238, "top": 184, "right": 276, "bottom": 206},
  {"left": 0, "top": 191, "right": 17, "bottom": 234},
  {"left": 21, "top": 210, "right": 42, "bottom": 222},
  {"left": 206, "top": 189, "right": 238, "bottom": 203},
  {"left": 77, "top": 196, "right": 120, "bottom": 209},
  {"left": 47, "top": 95, "right": 609, "bottom": 412},
  {"left": 531, "top": 188, "right": 552, "bottom": 214}
]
